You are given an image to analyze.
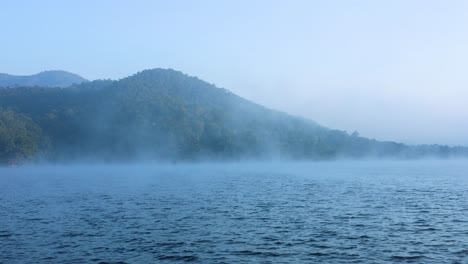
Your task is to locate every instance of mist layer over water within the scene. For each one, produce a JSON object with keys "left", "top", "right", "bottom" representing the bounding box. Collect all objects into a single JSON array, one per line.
[{"left": 1, "top": 161, "right": 468, "bottom": 263}]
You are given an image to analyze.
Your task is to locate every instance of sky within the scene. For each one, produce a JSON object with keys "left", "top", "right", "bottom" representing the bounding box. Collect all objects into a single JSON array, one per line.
[{"left": 2, "top": 0, "right": 468, "bottom": 145}]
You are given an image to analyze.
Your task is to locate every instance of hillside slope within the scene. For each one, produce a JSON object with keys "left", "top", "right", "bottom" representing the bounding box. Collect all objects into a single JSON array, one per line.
[
  {"left": 0, "top": 68, "right": 466, "bottom": 163},
  {"left": 0, "top": 70, "right": 88, "bottom": 88}
]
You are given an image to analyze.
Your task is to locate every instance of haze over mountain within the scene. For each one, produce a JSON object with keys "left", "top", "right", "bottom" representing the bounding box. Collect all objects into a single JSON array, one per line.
[
  {"left": 3, "top": 1, "right": 468, "bottom": 145},
  {"left": 0, "top": 70, "right": 88, "bottom": 88},
  {"left": 0, "top": 68, "right": 466, "bottom": 164}
]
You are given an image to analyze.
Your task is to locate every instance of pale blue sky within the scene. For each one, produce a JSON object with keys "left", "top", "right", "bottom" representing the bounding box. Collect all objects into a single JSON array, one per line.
[{"left": 2, "top": 0, "right": 468, "bottom": 145}]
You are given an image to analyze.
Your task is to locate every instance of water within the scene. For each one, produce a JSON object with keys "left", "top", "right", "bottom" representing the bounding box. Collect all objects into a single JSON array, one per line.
[{"left": 1, "top": 161, "right": 468, "bottom": 263}]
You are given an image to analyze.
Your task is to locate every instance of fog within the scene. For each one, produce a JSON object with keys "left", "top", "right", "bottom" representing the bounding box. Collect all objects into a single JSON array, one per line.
[
  {"left": 3, "top": 159, "right": 468, "bottom": 177},
  {"left": 3, "top": 160, "right": 468, "bottom": 262},
  {"left": 4, "top": 3, "right": 468, "bottom": 263},
  {"left": 2, "top": 1, "right": 468, "bottom": 146}
]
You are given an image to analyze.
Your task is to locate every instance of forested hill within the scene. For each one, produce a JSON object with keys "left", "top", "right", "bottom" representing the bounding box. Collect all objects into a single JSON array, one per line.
[
  {"left": 0, "top": 70, "right": 88, "bottom": 88},
  {"left": 0, "top": 68, "right": 466, "bottom": 164}
]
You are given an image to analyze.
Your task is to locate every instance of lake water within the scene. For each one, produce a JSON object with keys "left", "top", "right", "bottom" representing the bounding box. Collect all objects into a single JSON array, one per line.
[{"left": 1, "top": 161, "right": 467, "bottom": 263}]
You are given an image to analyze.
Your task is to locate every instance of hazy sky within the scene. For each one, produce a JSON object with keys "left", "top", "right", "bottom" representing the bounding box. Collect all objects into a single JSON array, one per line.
[{"left": 2, "top": 0, "right": 468, "bottom": 145}]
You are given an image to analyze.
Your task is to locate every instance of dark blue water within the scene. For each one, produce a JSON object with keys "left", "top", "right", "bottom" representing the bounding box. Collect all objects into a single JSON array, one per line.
[{"left": 1, "top": 161, "right": 468, "bottom": 263}]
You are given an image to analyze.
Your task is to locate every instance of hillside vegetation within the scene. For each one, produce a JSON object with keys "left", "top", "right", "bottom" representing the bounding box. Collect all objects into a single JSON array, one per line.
[
  {"left": 0, "top": 69, "right": 466, "bottom": 164},
  {"left": 0, "top": 70, "right": 88, "bottom": 88}
]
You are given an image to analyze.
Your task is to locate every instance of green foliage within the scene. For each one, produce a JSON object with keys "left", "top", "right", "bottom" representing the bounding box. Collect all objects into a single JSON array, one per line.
[
  {"left": 0, "top": 109, "right": 43, "bottom": 164},
  {"left": 0, "top": 68, "right": 466, "bottom": 163}
]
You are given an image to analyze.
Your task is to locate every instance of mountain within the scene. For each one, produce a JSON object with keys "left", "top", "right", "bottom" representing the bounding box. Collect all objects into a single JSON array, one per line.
[
  {"left": 0, "top": 68, "right": 466, "bottom": 164},
  {"left": 0, "top": 70, "right": 88, "bottom": 88}
]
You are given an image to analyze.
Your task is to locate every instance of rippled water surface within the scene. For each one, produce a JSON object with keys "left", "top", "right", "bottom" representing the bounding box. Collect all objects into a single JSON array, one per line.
[{"left": 1, "top": 161, "right": 468, "bottom": 263}]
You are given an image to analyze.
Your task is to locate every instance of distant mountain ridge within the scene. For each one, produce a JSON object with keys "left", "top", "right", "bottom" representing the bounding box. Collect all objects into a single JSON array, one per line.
[
  {"left": 0, "top": 70, "right": 88, "bottom": 88},
  {"left": 0, "top": 68, "right": 467, "bottom": 164}
]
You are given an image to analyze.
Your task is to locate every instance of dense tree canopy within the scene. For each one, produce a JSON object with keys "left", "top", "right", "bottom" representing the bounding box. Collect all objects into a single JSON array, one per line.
[
  {"left": 0, "top": 109, "right": 43, "bottom": 164},
  {"left": 0, "top": 68, "right": 466, "bottom": 164}
]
